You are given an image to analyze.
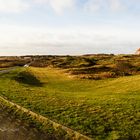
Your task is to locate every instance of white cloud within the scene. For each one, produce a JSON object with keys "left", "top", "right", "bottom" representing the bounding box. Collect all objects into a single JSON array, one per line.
[
  {"left": 34, "top": 0, "right": 75, "bottom": 14},
  {"left": 0, "top": 24, "right": 139, "bottom": 47},
  {"left": 0, "top": 0, "right": 29, "bottom": 13},
  {"left": 84, "top": 0, "right": 125, "bottom": 12},
  {"left": 0, "top": 24, "right": 140, "bottom": 55},
  {"left": 49, "top": 0, "right": 75, "bottom": 14},
  {"left": 34, "top": 0, "right": 48, "bottom": 4},
  {"left": 109, "top": 0, "right": 125, "bottom": 11},
  {"left": 0, "top": 0, "right": 127, "bottom": 14},
  {"left": 84, "top": 0, "right": 102, "bottom": 12}
]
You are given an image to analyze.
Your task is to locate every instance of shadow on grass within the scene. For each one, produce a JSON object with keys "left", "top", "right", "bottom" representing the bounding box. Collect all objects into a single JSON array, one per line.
[{"left": 14, "top": 71, "right": 44, "bottom": 87}]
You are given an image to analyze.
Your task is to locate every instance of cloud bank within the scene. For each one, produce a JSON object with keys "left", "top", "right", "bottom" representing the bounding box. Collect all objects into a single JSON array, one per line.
[
  {"left": 0, "top": 24, "right": 139, "bottom": 55},
  {"left": 0, "top": 0, "right": 135, "bottom": 14},
  {"left": 0, "top": 0, "right": 29, "bottom": 13},
  {"left": 0, "top": 0, "right": 139, "bottom": 55}
]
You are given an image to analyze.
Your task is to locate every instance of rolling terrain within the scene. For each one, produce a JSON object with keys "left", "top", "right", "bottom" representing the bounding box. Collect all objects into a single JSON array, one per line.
[
  {"left": 0, "top": 99, "right": 52, "bottom": 140},
  {"left": 0, "top": 64, "right": 140, "bottom": 139}
]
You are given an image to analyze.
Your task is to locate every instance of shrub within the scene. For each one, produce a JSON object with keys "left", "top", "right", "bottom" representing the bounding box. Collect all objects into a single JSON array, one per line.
[
  {"left": 84, "top": 57, "right": 97, "bottom": 66},
  {"left": 14, "top": 71, "right": 43, "bottom": 86},
  {"left": 115, "top": 61, "right": 133, "bottom": 76}
]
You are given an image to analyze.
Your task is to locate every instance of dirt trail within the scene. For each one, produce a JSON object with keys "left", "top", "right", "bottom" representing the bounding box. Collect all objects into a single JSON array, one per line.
[
  {"left": 0, "top": 67, "right": 51, "bottom": 140},
  {"left": 0, "top": 108, "right": 50, "bottom": 140},
  {"left": 0, "top": 67, "right": 19, "bottom": 74},
  {"left": 0, "top": 67, "right": 92, "bottom": 140}
]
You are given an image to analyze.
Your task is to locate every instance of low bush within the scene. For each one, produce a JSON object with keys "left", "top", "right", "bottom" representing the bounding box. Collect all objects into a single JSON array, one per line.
[
  {"left": 14, "top": 70, "right": 43, "bottom": 86},
  {"left": 114, "top": 61, "right": 133, "bottom": 76}
]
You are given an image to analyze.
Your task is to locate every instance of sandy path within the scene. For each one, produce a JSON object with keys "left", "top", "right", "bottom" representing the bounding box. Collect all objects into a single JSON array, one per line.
[
  {"left": 0, "top": 67, "right": 18, "bottom": 74},
  {"left": 0, "top": 108, "right": 50, "bottom": 140}
]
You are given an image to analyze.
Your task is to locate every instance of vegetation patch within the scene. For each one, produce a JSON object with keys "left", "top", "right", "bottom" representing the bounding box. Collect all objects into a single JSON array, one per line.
[
  {"left": 14, "top": 69, "right": 43, "bottom": 87},
  {"left": 1, "top": 55, "right": 140, "bottom": 139},
  {"left": 0, "top": 96, "right": 91, "bottom": 140},
  {"left": 1, "top": 54, "right": 140, "bottom": 80},
  {"left": 0, "top": 67, "right": 140, "bottom": 139}
]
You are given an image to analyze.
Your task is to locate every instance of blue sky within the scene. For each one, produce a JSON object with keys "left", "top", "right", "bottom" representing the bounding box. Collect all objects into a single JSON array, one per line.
[{"left": 0, "top": 0, "right": 140, "bottom": 55}]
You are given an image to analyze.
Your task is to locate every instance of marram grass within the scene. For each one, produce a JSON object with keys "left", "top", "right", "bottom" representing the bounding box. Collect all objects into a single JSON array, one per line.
[{"left": 0, "top": 67, "right": 140, "bottom": 140}]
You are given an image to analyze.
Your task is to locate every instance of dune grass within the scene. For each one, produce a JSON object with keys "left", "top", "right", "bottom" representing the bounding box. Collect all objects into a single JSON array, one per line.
[
  {"left": 14, "top": 70, "right": 44, "bottom": 86},
  {"left": 0, "top": 67, "right": 140, "bottom": 139}
]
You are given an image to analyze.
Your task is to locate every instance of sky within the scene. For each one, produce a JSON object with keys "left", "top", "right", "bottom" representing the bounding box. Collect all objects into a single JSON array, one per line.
[{"left": 0, "top": 0, "right": 140, "bottom": 56}]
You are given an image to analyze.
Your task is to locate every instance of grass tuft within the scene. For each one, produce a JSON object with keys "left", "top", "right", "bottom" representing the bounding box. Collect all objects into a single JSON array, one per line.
[{"left": 14, "top": 69, "right": 43, "bottom": 87}]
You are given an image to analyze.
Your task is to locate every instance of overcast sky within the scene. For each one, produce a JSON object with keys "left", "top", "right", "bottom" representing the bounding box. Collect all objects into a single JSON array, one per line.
[{"left": 0, "top": 0, "right": 140, "bottom": 56}]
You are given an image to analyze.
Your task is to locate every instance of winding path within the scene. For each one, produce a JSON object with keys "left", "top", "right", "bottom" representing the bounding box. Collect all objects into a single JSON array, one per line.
[
  {"left": 0, "top": 67, "right": 50, "bottom": 140},
  {"left": 0, "top": 67, "right": 18, "bottom": 74},
  {"left": 0, "top": 66, "right": 92, "bottom": 140},
  {"left": 0, "top": 107, "right": 49, "bottom": 140}
]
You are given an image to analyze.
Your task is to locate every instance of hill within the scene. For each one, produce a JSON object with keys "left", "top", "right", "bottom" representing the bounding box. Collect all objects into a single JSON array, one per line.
[
  {"left": 1, "top": 54, "right": 140, "bottom": 80},
  {"left": 0, "top": 67, "right": 140, "bottom": 139}
]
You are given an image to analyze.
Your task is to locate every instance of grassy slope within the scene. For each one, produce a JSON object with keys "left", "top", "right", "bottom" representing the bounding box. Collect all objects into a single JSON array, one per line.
[{"left": 0, "top": 67, "right": 140, "bottom": 139}]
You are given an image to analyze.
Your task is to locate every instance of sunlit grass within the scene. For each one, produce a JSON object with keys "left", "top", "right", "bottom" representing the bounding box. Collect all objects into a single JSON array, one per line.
[{"left": 0, "top": 67, "right": 140, "bottom": 139}]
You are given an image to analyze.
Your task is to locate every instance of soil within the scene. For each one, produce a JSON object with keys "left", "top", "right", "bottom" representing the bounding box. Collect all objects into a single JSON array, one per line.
[{"left": 0, "top": 107, "right": 51, "bottom": 140}]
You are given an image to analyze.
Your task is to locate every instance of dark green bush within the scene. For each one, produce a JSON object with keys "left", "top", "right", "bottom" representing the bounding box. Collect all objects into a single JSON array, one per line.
[
  {"left": 115, "top": 61, "right": 133, "bottom": 76},
  {"left": 14, "top": 71, "right": 43, "bottom": 86}
]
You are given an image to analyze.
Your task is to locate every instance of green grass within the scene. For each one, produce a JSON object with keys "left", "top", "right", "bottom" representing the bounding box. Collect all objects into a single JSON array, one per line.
[
  {"left": 14, "top": 70, "right": 43, "bottom": 86},
  {"left": 0, "top": 67, "right": 140, "bottom": 139}
]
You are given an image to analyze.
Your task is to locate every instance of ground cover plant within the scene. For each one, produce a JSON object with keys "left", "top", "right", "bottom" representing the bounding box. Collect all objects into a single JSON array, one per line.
[
  {"left": 0, "top": 66, "right": 140, "bottom": 140},
  {"left": 1, "top": 54, "right": 140, "bottom": 80},
  {"left": 0, "top": 56, "right": 29, "bottom": 68},
  {"left": 14, "top": 70, "right": 44, "bottom": 86}
]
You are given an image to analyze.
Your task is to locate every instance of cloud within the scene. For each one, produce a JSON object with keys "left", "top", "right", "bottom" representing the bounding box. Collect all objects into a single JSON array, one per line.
[
  {"left": 0, "top": 0, "right": 131, "bottom": 15},
  {"left": 34, "top": 0, "right": 75, "bottom": 14},
  {"left": 84, "top": 0, "right": 125, "bottom": 12},
  {"left": 0, "top": 0, "right": 29, "bottom": 13},
  {"left": 0, "top": 24, "right": 139, "bottom": 55},
  {"left": 34, "top": 0, "right": 48, "bottom": 4},
  {"left": 49, "top": 0, "right": 75, "bottom": 14},
  {"left": 109, "top": 0, "right": 125, "bottom": 11},
  {"left": 84, "top": 0, "right": 102, "bottom": 12},
  {"left": 0, "top": 24, "right": 139, "bottom": 47}
]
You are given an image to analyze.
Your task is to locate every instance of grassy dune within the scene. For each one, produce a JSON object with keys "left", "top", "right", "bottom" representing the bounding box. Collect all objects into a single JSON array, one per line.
[{"left": 0, "top": 67, "right": 140, "bottom": 139}]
